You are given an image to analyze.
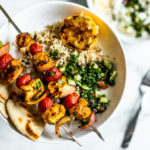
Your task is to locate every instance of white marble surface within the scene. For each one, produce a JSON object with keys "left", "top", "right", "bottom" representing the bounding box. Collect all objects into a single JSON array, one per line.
[{"left": 0, "top": 0, "right": 150, "bottom": 150}]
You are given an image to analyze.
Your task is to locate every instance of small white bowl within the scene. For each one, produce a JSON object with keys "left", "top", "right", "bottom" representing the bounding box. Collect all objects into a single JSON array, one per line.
[
  {"left": 0, "top": 1, "right": 126, "bottom": 143},
  {"left": 86, "top": 0, "right": 150, "bottom": 44}
]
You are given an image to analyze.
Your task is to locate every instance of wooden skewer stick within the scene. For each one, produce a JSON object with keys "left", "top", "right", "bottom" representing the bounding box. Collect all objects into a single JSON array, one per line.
[
  {"left": 0, "top": 5, "right": 22, "bottom": 34},
  {"left": 62, "top": 125, "right": 82, "bottom": 147},
  {"left": 91, "top": 124, "right": 104, "bottom": 141},
  {"left": 0, "top": 5, "right": 82, "bottom": 147}
]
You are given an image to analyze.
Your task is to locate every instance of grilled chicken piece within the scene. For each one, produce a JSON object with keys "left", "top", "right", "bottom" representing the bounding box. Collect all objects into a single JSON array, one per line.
[
  {"left": 21, "top": 78, "right": 44, "bottom": 104},
  {"left": 32, "top": 52, "right": 55, "bottom": 72},
  {"left": 69, "top": 98, "right": 91, "bottom": 120},
  {"left": 32, "top": 52, "right": 49, "bottom": 66},
  {"left": 42, "top": 103, "right": 66, "bottom": 125},
  {"left": 16, "top": 33, "right": 34, "bottom": 54},
  {"left": 16, "top": 33, "right": 32, "bottom": 48},
  {"left": 48, "top": 76, "right": 76, "bottom": 98},
  {"left": 2, "top": 59, "right": 23, "bottom": 84},
  {"left": 61, "top": 14, "right": 99, "bottom": 50}
]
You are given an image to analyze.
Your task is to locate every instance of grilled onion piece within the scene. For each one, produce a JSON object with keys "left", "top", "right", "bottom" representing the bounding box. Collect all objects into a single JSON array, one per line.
[
  {"left": 61, "top": 14, "right": 99, "bottom": 50},
  {"left": 55, "top": 116, "right": 71, "bottom": 138},
  {"left": 48, "top": 76, "right": 76, "bottom": 98},
  {"left": 80, "top": 111, "right": 96, "bottom": 129}
]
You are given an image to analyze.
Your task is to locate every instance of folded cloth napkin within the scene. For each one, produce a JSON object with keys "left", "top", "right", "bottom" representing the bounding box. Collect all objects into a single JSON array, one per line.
[{"left": 127, "top": 92, "right": 150, "bottom": 150}]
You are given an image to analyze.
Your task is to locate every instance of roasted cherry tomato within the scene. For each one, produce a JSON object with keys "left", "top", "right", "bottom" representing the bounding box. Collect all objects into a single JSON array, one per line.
[
  {"left": 0, "top": 54, "right": 13, "bottom": 69},
  {"left": 38, "top": 97, "right": 54, "bottom": 113},
  {"left": 16, "top": 74, "right": 32, "bottom": 88},
  {"left": 98, "top": 80, "right": 108, "bottom": 90},
  {"left": 44, "top": 67, "right": 62, "bottom": 82},
  {"left": 63, "top": 92, "right": 79, "bottom": 108},
  {"left": 30, "top": 43, "right": 43, "bottom": 55}
]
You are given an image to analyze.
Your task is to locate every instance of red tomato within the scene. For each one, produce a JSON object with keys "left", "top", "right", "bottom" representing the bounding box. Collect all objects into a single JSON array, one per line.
[
  {"left": 38, "top": 97, "right": 54, "bottom": 113},
  {"left": 98, "top": 80, "right": 108, "bottom": 90},
  {"left": 16, "top": 74, "right": 32, "bottom": 88},
  {"left": 63, "top": 93, "right": 79, "bottom": 108},
  {"left": 30, "top": 43, "right": 43, "bottom": 55},
  {"left": 44, "top": 67, "right": 62, "bottom": 82},
  {"left": 0, "top": 54, "right": 13, "bottom": 69}
]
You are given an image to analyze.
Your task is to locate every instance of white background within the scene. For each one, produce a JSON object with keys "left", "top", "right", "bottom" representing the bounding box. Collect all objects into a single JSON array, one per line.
[{"left": 1, "top": 0, "right": 150, "bottom": 150}]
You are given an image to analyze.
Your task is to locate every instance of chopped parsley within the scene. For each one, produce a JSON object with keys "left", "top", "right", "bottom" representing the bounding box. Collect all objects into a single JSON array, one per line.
[
  {"left": 61, "top": 52, "right": 117, "bottom": 112},
  {"left": 46, "top": 49, "right": 59, "bottom": 59}
]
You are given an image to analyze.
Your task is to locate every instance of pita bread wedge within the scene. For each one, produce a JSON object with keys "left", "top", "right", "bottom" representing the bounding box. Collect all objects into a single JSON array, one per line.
[
  {"left": 0, "top": 82, "right": 9, "bottom": 103},
  {"left": 6, "top": 99, "right": 46, "bottom": 141},
  {"left": 0, "top": 102, "right": 8, "bottom": 119}
]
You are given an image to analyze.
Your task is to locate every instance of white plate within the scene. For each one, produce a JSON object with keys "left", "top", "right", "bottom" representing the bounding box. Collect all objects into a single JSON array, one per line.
[
  {"left": 0, "top": 1, "right": 126, "bottom": 143},
  {"left": 86, "top": 0, "right": 150, "bottom": 44}
]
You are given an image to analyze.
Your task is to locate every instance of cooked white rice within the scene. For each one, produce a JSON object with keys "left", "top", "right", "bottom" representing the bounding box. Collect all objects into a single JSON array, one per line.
[{"left": 35, "top": 22, "right": 103, "bottom": 66}]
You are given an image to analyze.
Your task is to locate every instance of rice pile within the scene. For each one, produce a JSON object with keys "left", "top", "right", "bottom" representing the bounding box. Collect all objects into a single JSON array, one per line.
[{"left": 35, "top": 22, "right": 103, "bottom": 66}]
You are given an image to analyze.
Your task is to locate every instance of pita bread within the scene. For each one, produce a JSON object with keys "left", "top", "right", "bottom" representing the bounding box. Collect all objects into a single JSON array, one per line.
[
  {"left": 0, "top": 82, "right": 9, "bottom": 103},
  {"left": 0, "top": 102, "right": 8, "bottom": 118},
  {"left": 6, "top": 99, "right": 46, "bottom": 141}
]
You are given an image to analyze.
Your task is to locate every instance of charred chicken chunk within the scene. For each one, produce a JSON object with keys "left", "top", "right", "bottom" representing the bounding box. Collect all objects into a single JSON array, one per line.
[
  {"left": 21, "top": 78, "right": 44, "bottom": 104},
  {"left": 32, "top": 52, "right": 55, "bottom": 72},
  {"left": 69, "top": 98, "right": 91, "bottom": 120},
  {"left": 48, "top": 76, "right": 76, "bottom": 98},
  {"left": 2, "top": 59, "right": 23, "bottom": 84},
  {"left": 42, "top": 103, "right": 66, "bottom": 125},
  {"left": 16, "top": 33, "right": 32, "bottom": 48}
]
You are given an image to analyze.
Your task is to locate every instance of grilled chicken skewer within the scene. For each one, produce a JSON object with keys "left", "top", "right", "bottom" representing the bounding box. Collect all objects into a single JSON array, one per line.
[{"left": 0, "top": 52, "right": 81, "bottom": 146}]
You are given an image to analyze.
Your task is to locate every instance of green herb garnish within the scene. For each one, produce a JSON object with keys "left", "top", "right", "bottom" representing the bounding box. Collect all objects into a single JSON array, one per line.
[
  {"left": 47, "top": 49, "right": 59, "bottom": 59},
  {"left": 62, "top": 54, "right": 117, "bottom": 112},
  {"left": 36, "top": 81, "right": 41, "bottom": 88}
]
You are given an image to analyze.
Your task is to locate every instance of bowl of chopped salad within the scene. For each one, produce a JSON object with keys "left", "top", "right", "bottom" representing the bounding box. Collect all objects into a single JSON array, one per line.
[
  {"left": 0, "top": 1, "right": 126, "bottom": 142},
  {"left": 87, "top": 0, "right": 150, "bottom": 43}
]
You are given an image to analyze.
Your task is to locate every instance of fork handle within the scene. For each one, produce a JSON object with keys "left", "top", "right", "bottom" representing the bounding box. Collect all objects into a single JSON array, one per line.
[{"left": 121, "top": 106, "right": 141, "bottom": 148}]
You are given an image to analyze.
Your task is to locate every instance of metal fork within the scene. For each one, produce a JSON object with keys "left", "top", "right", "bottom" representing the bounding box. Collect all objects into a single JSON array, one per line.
[{"left": 121, "top": 68, "right": 150, "bottom": 148}]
